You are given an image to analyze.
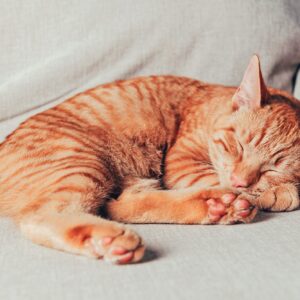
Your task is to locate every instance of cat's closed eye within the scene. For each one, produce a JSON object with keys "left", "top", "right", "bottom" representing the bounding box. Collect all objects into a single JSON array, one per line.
[
  {"left": 213, "top": 139, "right": 229, "bottom": 152},
  {"left": 237, "top": 139, "right": 244, "bottom": 153},
  {"left": 260, "top": 169, "right": 277, "bottom": 175},
  {"left": 213, "top": 135, "right": 243, "bottom": 161},
  {"left": 274, "top": 156, "right": 285, "bottom": 167}
]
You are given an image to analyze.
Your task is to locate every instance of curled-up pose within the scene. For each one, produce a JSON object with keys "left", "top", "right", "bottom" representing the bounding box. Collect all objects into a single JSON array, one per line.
[{"left": 0, "top": 56, "right": 299, "bottom": 264}]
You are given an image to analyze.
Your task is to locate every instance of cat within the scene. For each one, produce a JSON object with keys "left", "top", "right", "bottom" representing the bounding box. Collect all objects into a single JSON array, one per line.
[{"left": 0, "top": 55, "right": 299, "bottom": 264}]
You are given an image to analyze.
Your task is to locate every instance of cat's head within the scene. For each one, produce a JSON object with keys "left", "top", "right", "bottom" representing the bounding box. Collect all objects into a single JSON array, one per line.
[{"left": 209, "top": 55, "right": 300, "bottom": 193}]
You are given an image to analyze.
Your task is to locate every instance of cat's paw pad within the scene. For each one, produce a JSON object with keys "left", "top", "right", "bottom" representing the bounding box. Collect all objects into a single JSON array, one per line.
[
  {"left": 67, "top": 224, "right": 145, "bottom": 264},
  {"left": 205, "top": 193, "right": 257, "bottom": 224}
]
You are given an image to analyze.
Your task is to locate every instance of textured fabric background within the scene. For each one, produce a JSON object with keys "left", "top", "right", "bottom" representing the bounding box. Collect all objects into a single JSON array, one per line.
[
  {"left": 0, "top": 1, "right": 300, "bottom": 300},
  {"left": 0, "top": 212, "right": 300, "bottom": 300},
  {"left": 0, "top": 0, "right": 299, "bottom": 122}
]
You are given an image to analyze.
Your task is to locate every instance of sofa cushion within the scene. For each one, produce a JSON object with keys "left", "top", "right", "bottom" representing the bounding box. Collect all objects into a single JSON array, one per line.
[{"left": 0, "top": 0, "right": 299, "bottom": 122}]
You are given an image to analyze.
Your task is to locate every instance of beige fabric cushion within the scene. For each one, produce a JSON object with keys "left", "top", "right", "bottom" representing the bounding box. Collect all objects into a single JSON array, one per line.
[{"left": 0, "top": 0, "right": 299, "bottom": 122}]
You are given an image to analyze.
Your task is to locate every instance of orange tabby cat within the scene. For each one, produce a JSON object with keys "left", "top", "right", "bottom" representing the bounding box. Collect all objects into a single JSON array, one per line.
[{"left": 0, "top": 56, "right": 299, "bottom": 264}]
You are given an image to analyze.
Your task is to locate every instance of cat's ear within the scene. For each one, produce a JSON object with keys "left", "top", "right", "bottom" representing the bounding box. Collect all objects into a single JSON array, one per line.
[{"left": 232, "top": 55, "right": 269, "bottom": 110}]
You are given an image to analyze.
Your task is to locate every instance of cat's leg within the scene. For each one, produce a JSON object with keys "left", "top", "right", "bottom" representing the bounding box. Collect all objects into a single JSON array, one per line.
[
  {"left": 249, "top": 183, "right": 300, "bottom": 212},
  {"left": 106, "top": 133, "right": 257, "bottom": 225},
  {"left": 106, "top": 178, "right": 257, "bottom": 224},
  {"left": 18, "top": 209, "right": 144, "bottom": 264},
  {"left": 15, "top": 172, "right": 145, "bottom": 264}
]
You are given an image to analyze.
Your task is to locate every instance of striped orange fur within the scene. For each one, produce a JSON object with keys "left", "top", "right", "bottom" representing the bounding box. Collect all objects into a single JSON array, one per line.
[{"left": 0, "top": 56, "right": 299, "bottom": 264}]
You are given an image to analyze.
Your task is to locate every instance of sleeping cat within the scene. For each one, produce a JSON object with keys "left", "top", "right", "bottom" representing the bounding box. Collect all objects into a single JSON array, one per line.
[{"left": 0, "top": 55, "right": 299, "bottom": 264}]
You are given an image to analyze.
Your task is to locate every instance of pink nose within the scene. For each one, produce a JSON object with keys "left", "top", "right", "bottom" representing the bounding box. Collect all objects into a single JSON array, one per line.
[{"left": 230, "top": 173, "right": 249, "bottom": 188}]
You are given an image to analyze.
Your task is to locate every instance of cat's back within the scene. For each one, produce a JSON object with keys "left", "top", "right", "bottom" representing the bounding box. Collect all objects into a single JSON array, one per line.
[
  {"left": 0, "top": 76, "right": 197, "bottom": 194},
  {"left": 1, "top": 75, "right": 206, "bottom": 154},
  {"left": 0, "top": 75, "right": 240, "bottom": 166}
]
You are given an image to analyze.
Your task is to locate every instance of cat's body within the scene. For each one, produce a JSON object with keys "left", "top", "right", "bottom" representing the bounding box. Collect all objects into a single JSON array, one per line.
[{"left": 0, "top": 56, "right": 299, "bottom": 264}]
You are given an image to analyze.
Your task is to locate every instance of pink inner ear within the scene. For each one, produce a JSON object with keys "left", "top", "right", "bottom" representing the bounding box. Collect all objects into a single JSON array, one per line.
[{"left": 232, "top": 55, "right": 268, "bottom": 110}]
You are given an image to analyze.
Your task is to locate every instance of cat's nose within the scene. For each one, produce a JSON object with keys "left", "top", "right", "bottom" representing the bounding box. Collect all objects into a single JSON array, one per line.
[{"left": 230, "top": 173, "right": 249, "bottom": 188}]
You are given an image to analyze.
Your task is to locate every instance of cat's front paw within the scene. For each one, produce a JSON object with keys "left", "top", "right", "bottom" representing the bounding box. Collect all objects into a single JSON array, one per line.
[
  {"left": 202, "top": 192, "right": 257, "bottom": 225},
  {"left": 256, "top": 183, "right": 300, "bottom": 212}
]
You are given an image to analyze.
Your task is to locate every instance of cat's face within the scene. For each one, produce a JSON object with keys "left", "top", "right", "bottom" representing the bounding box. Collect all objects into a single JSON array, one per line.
[
  {"left": 210, "top": 100, "right": 300, "bottom": 193},
  {"left": 209, "top": 56, "right": 300, "bottom": 193}
]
